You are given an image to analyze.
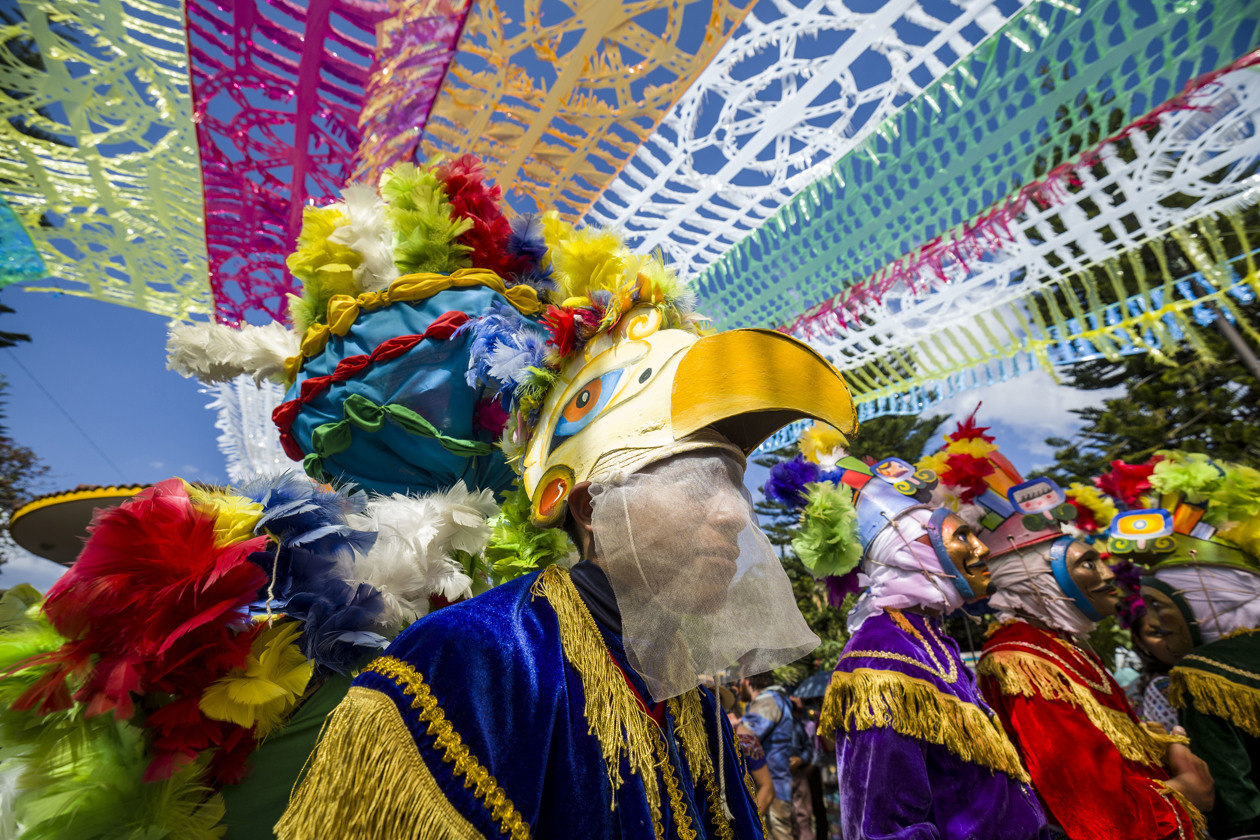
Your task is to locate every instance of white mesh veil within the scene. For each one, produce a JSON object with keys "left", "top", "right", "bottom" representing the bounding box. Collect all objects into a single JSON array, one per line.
[{"left": 589, "top": 450, "right": 818, "bottom": 701}]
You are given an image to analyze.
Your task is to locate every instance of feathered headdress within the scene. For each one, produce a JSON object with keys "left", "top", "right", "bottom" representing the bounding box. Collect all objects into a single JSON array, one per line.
[
  {"left": 918, "top": 411, "right": 1077, "bottom": 558},
  {"left": 0, "top": 470, "right": 503, "bottom": 835},
  {"left": 1104, "top": 450, "right": 1260, "bottom": 572}
]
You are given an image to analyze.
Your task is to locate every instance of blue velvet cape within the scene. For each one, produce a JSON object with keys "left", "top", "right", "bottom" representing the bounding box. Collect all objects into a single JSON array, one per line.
[
  {"left": 824, "top": 610, "right": 1050, "bottom": 840},
  {"left": 279, "top": 567, "right": 766, "bottom": 839}
]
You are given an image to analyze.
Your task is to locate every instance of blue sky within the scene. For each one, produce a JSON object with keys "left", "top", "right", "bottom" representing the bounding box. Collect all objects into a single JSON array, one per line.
[{"left": 1, "top": 281, "right": 1115, "bottom": 594}]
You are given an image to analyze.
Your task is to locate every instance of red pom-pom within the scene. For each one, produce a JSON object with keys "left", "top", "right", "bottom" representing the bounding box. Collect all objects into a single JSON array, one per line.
[
  {"left": 1095, "top": 458, "right": 1159, "bottom": 507},
  {"left": 474, "top": 397, "right": 510, "bottom": 436},
  {"left": 949, "top": 403, "right": 995, "bottom": 443},
  {"left": 436, "top": 155, "right": 532, "bottom": 279},
  {"left": 939, "top": 452, "right": 995, "bottom": 503}
]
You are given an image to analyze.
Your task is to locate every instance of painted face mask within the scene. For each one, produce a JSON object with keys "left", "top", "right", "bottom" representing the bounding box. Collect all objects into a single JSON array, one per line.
[{"left": 520, "top": 303, "right": 859, "bottom": 528}]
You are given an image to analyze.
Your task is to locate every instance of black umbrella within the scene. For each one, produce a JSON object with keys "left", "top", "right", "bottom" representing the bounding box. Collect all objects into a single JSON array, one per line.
[{"left": 792, "top": 670, "right": 832, "bottom": 700}]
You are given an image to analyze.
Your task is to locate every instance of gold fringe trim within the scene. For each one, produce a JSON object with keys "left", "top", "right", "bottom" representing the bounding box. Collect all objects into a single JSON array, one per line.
[
  {"left": 364, "top": 657, "right": 529, "bottom": 837},
  {"left": 819, "top": 668, "right": 1030, "bottom": 783},
  {"left": 979, "top": 652, "right": 1187, "bottom": 767},
  {"left": 669, "top": 690, "right": 713, "bottom": 782},
  {"left": 669, "top": 691, "right": 734, "bottom": 840},
  {"left": 276, "top": 687, "right": 488, "bottom": 840},
  {"left": 1168, "top": 666, "right": 1260, "bottom": 737},
  {"left": 531, "top": 566, "right": 662, "bottom": 825},
  {"left": 1153, "top": 778, "right": 1208, "bottom": 840}
]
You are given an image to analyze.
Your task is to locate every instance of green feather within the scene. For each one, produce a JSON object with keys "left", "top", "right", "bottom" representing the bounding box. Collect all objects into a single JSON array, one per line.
[
  {"left": 0, "top": 583, "right": 45, "bottom": 634},
  {"left": 483, "top": 484, "right": 574, "bottom": 583},
  {"left": 380, "top": 163, "right": 473, "bottom": 276},
  {"left": 13, "top": 719, "right": 225, "bottom": 840},
  {"left": 792, "top": 482, "right": 862, "bottom": 579},
  {"left": 0, "top": 614, "right": 226, "bottom": 839},
  {"left": 1149, "top": 450, "right": 1223, "bottom": 503},
  {"left": 1204, "top": 462, "right": 1260, "bottom": 526}
]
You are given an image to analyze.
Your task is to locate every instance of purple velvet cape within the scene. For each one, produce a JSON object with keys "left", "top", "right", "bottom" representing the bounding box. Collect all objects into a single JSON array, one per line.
[{"left": 832, "top": 611, "right": 1051, "bottom": 840}]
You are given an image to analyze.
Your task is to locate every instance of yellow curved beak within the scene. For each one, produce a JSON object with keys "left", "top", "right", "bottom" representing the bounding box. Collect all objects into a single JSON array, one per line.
[{"left": 670, "top": 329, "right": 857, "bottom": 453}]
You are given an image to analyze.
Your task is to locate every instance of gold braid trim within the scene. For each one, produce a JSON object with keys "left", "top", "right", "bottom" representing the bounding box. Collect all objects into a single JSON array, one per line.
[
  {"left": 819, "top": 669, "right": 1030, "bottom": 783},
  {"left": 978, "top": 652, "right": 1187, "bottom": 767},
  {"left": 275, "top": 687, "right": 488, "bottom": 840},
  {"left": 363, "top": 657, "right": 530, "bottom": 838},
  {"left": 1152, "top": 778, "right": 1208, "bottom": 840},
  {"left": 1168, "top": 666, "right": 1260, "bottom": 737},
  {"left": 531, "top": 566, "right": 662, "bottom": 825},
  {"left": 286, "top": 268, "right": 543, "bottom": 377},
  {"left": 669, "top": 691, "right": 734, "bottom": 840},
  {"left": 654, "top": 730, "right": 698, "bottom": 840},
  {"left": 700, "top": 759, "right": 735, "bottom": 840}
]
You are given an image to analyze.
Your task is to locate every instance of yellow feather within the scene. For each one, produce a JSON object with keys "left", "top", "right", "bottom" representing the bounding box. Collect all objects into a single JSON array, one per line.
[
  {"left": 799, "top": 422, "right": 848, "bottom": 464},
  {"left": 199, "top": 620, "right": 314, "bottom": 738},
  {"left": 183, "top": 483, "right": 263, "bottom": 546}
]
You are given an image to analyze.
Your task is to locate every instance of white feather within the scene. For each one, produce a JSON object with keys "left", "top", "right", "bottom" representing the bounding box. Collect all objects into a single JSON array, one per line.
[
  {"left": 166, "top": 321, "right": 299, "bottom": 385},
  {"left": 328, "top": 183, "right": 398, "bottom": 293},
  {"left": 349, "top": 482, "right": 499, "bottom": 629},
  {"left": 487, "top": 342, "right": 535, "bottom": 387}
]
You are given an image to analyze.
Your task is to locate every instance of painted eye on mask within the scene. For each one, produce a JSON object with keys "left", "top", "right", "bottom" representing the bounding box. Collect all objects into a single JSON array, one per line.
[{"left": 552, "top": 368, "right": 628, "bottom": 443}]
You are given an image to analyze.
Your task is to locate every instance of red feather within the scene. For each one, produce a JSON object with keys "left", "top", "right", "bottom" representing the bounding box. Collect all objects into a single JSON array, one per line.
[
  {"left": 144, "top": 695, "right": 257, "bottom": 784},
  {"left": 38, "top": 479, "right": 267, "bottom": 719},
  {"left": 940, "top": 452, "right": 995, "bottom": 503},
  {"left": 949, "top": 403, "right": 995, "bottom": 443},
  {"left": 1067, "top": 498, "right": 1101, "bottom": 533},
  {"left": 437, "top": 155, "right": 531, "bottom": 279},
  {"left": 542, "top": 305, "right": 578, "bottom": 356},
  {"left": 1095, "top": 458, "right": 1160, "bottom": 507}
]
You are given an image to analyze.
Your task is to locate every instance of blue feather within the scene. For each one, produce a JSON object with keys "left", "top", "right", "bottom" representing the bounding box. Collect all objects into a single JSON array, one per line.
[
  {"left": 462, "top": 302, "right": 549, "bottom": 404},
  {"left": 764, "top": 456, "right": 820, "bottom": 511},
  {"left": 508, "top": 214, "right": 547, "bottom": 261},
  {"left": 285, "top": 581, "right": 387, "bottom": 675},
  {"left": 239, "top": 472, "right": 385, "bottom": 673}
]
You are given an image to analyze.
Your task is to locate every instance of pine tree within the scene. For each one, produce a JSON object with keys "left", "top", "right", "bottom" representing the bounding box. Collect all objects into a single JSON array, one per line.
[{"left": 1038, "top": 299, "right": 1260, "bottom": 487}]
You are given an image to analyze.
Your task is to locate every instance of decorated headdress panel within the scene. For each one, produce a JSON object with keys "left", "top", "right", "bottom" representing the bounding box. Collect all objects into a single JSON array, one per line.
[
  {"left": 1105, "top": 450, "right": 1260, "bottom": 574},
  {"left": 916, "top": 409, "right": 1077, "bottom": 558},
  {"left": 765, "top": 422, "right": 940, "bottom": 580},
  {"left": 171, "top": 153, "right": 859, "bottom": 525}
]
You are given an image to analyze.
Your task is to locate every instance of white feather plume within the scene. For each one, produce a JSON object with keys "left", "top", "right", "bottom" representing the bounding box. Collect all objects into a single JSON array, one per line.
[
  {"left": 166, "top": 321, "right": 299, "bottom": 385},
  {"left": 328, "top": 183, "right": 398, "bottom": 293},
  {"left": 349, "top": 482, "right": 500, "bottom": 630}
]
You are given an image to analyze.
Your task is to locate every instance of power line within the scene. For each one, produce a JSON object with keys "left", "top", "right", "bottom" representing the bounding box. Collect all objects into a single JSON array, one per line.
[{"left": 5, "top": 348, "right": 127, "bottom": 482}]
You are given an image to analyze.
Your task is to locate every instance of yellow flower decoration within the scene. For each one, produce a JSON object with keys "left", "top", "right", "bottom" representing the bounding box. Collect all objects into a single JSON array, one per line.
[
  {"left": 184, "top": 484, "right": 264, "bottom": 546},
  {"left": 944, "top": 438, "right": 997, "bottom": 459},
  {"left": 200, "top": 620, "right": 313, "bottom": 738},
  {"left": 917, "top": 451, "right": 951, "bottom": 477},
  {"left": 1066, "top": 483, "right": 1118, "bottom": 529},
  {"left": 798, "top": 422, "right": 847, "bottom": 465}
]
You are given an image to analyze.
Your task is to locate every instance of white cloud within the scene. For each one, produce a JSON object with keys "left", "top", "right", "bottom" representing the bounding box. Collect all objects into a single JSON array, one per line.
[
  {"left": 926, "top": 369, "right": 1125, "bottom": 474},
  {"left": 0, "top": 547, "right": 68, "bottom": 594},
  {"left": 931, "top": 370, "right": 1121, "bottom": 437}
]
